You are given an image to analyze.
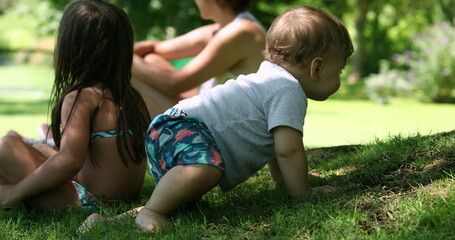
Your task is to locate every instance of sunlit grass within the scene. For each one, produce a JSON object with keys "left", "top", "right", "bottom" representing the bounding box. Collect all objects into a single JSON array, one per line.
[
  {"left": 305, "top": 98, "right": 455, "bottom": 148},
  {"left": 1, "top": 130, "right": 453, "bottom": 239},
  {"left": 0, "top": 64, "right": 454, "bottom": 239},
  {"left": 1, "top": 65, "right": 453, "bottom": 145},
  {"left": 0, "top": 65, "right": 52, "bottom": 138}
]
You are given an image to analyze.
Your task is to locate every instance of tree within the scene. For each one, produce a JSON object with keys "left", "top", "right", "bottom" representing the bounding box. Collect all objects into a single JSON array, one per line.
[{"left": 43, "top": 0, "right": 451, "bottom": 83}]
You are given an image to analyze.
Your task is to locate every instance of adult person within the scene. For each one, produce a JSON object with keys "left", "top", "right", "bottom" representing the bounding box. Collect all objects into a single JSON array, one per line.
[{"left": 131, "top": 0, "right": 266, "bottom": 117}]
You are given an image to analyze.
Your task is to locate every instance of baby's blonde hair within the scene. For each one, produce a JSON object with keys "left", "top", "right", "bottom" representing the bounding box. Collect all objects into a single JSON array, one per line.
[{"left": 263, "top": 6, "right": 354, "bottom": 67}]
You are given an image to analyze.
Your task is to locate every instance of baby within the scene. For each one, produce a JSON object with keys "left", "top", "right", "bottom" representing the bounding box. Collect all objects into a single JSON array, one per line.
[{"left": 80, "top": 5, "right": 353, "bottom": 233}]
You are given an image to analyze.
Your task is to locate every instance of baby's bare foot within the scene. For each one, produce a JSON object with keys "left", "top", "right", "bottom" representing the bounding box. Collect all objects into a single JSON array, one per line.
[
  {"left": 308, "top": 172, "right": 322, "bottom": 179},
  {"left": 135, "top": 208, "right": 169, "bottom": 233},
  {"left": 77, "top": 213, "right": 105, "bottom": 233}
]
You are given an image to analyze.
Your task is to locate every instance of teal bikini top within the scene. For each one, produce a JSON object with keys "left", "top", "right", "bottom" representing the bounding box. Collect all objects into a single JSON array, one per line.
[{"left": 90, "top": 130, "right": 133, "bottom": 139}]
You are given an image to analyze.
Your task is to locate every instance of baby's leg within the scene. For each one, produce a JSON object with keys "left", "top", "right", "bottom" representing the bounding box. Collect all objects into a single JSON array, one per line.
[{"left": 136, "top": 164, "right": 222, "bottom": 233}]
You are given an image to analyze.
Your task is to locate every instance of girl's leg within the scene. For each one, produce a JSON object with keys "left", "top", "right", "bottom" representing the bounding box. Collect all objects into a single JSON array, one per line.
[
  {"left": 136, "top": 164, "right": 222, "bottom": 233},
  {"left": 32, "top": 143, "right": 57, "bottom": 158},
  {"left": 0, "top": 135, "right": 77, "bottom": 210}
]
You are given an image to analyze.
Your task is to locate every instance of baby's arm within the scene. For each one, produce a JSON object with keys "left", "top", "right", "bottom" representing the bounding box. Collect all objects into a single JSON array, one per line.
[
  {"left": 272, "top": 126, "right": 311, "bottom": 197},
  {"left": 272, "top": 126, "right": 336, "bottom": 197}
]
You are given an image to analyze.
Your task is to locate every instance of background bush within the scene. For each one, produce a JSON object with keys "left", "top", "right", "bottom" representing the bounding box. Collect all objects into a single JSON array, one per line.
[
  {"left": 405, "top": 22, "right": 455, "bottom": 103},
  {"left": 365, "top": 22, "right": 455, "bottom": 104},
  {"left": 365, "top": 60, "right": 412, "bottom": 104}
]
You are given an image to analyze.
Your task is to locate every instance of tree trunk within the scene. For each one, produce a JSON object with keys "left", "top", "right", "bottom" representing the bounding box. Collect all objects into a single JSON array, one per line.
[{"left": 348, "top": 0, "right": 371, "bottom": 84}]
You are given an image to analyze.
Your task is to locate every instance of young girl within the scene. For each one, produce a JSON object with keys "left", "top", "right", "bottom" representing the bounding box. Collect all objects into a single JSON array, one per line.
[{"left": 0, "top": 0, "right": 150, "bottom": 210}]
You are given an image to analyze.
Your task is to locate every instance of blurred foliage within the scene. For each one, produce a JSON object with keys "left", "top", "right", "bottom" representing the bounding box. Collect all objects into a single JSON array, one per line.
[
  {"left": 1, "top": 0, "right": 455, "bottom": 94},
  {"left": 408, "top": 22, "right": 455, "bottom": 103},
  {"left": 386, "top": 22, "right": 455, "bottom": 103},
  {"left": 0, "top": 0, "right": 60, "bottom": 50},
  {"left": 364, "top": 60, "right": 412, "bottom": 104},
  {"left": 44, "top": 0, "right": 352, "bottom": 40}
]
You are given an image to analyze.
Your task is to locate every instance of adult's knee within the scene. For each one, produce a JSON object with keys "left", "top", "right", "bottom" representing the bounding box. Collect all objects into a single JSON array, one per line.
[{"left": 143, "top": 53, "right": 163, "bottom": 64}]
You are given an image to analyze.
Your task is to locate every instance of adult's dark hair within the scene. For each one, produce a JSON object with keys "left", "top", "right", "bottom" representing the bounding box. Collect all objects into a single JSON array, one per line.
[
  {"left": 50, "top": 0, "right": 150, "bottom": 166},
  {"left": 218, "top": 0, "right": 251, "bottom": 14}
]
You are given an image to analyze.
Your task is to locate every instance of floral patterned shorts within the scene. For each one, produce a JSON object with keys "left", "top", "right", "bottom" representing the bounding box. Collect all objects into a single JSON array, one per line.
[
  {"left": 72, "top": 181, "right": 104, "bottom": 210},
  {"left": 145, "top": 107, "right": 225, "bottom": 185}
]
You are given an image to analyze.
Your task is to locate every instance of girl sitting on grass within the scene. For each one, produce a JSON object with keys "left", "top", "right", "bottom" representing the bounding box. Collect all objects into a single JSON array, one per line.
[{"left": 0, "top": 0, "right": 150, "bottom": 210}]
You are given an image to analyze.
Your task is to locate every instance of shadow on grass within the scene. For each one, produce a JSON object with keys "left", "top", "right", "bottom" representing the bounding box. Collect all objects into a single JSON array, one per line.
[
  {"left": 4, "top": 130, "right": 452, "bottom": 239},
  {"left": 319, "top": 130, "right": 455, "bottom": 193},
  {"left": 165, "top": 130, "right": 455, "bottom": 237},
  {"left": 0, "top": 99, "right": 50, "bottom": 115}
]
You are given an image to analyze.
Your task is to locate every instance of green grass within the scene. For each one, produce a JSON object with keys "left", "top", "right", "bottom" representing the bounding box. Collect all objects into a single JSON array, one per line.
[
  {"left": 305, "top": 97, "right": 455, "bottom": 147},
  {"left": 0, "top": 64, "right": 454, "bottom": 239},
  {"left": 0, "top": 65, "right": 454, "bottom": 146},
  {"left": 1, "top": 131, "right": 454, "bottom": 239},
  {"left": 0, "top": 65, "right": 52, "bottom": 138}
]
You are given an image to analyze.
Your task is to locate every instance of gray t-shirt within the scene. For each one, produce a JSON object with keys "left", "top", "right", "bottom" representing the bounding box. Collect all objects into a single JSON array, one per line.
[{"left": 179, "top": 61, "right": 307, "bottom": 191}]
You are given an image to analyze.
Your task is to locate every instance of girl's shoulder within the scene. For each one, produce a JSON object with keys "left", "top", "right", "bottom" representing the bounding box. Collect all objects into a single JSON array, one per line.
[{"left": 63, "top": 86, "right": 113, "bottom": 108}]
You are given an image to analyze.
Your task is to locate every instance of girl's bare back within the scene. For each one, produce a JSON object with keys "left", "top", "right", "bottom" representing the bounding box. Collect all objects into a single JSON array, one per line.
[{"left": 73, "top": 86, "right": 146, "bottom": 201}]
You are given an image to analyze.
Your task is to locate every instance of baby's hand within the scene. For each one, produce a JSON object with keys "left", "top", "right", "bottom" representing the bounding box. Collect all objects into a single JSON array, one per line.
[{"left": 311, "top": 185, "right": 337, "bottom": 194}]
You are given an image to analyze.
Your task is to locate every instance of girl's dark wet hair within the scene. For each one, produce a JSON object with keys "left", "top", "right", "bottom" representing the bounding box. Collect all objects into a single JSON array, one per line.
[
  {"left": 50, "top": 0, "right": 150, "bottom": 166},
  {"left": 218, "top": 0, "right": 251, "bottom": 14}
]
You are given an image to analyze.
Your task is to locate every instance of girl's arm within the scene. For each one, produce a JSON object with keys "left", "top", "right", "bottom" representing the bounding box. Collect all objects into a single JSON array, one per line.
[{"left": 5, "top": 91, "right": 91, "bottom": 205}]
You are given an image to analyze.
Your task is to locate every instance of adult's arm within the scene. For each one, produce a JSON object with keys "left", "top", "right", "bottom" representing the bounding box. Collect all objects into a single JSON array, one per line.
[
  {"left": 132, "top": 21, "right": 257, "bottom": 96},
  {"left": 134, "top": 24, "right": 218, "bottom": 60}
]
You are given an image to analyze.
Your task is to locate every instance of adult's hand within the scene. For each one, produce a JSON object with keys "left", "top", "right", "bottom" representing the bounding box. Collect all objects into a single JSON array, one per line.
[{"left": 134, "top": 41, "right": 156, "bottom": 57}]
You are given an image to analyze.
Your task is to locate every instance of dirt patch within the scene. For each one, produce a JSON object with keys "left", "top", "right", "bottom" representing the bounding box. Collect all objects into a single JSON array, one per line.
[
  {"left": 307, "top": 144, "right": 362, "bottom": 158},
  {"left": 423, "top": 159, "right": 452, "bottom": 172}
]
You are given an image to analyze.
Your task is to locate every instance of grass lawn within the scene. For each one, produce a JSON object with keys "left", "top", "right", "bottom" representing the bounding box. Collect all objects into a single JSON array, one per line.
[
  {"left": 0, "top": 65, "right": 454, "bottom": 147},
  {"left": 0, "top": 65, "right": 454, "bottom": 239},
  {"left": 1, "top": 131, "right": 454, "bottom": 239},
  {"left": 305, "top": 97, "right": 455, "bottom": 147},
  {"left": 0, "top": 65, "right": 52, "bottom": 138}
]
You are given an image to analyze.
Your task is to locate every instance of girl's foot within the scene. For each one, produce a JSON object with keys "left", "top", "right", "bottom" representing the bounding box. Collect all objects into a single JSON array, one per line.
[
  {"left": 135, "top": 208, "right": 169, "bottom": 233},
  {"left": 39, "top": 124, "right": 53, "bottom": 140},
  {"left": 77, "top": 213, "right": 105, "bottom": 233}
]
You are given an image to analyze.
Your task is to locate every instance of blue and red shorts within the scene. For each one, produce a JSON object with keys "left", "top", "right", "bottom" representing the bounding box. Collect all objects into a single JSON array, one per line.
[{"left": 145, "top": 107, "right": 225, "bottom": 184}]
